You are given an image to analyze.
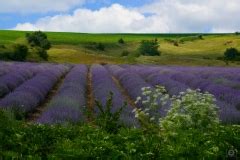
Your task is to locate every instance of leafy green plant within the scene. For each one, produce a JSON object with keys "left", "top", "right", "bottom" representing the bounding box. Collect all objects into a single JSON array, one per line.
[
  {"left": 133, "top": 86, "right": 229, "bottom": 159},
  {"left": 96, "top": 43, "right": 105, "bottom": 51},
  {"left": 224, "top": 47, "right": 240, "bottom": 60},
  {"left": 9, "top": 44, "right": 28, "bottom": 61},
  {"left": 26, "top": 31, "right": 51, "bottom": 50},
  {"left": 0, "top": 44, "right": 5, "bottom": 48},
  {"left": 121, "top": 50, "right": 129, "bottom": 57},
  {"left": 118, "top": 38, "right": 125, "bottom": 44},
  {"left": 26, "top": 31, "right": 51, "bottom": 61},
  {"left": 35, "top": 47, "right": 48, "bottom": 60},
  {"left": 138, "top": 40, "right": 160, "bottom": 56},
  {"left": 133, "top": 86, "right": 168, "bottom": 131},
  {"left": 95, "top": 92, "right": 127, "bottom": 133},
  {"left": 160, "top": 89, "right": 220, "bottom": 158}
]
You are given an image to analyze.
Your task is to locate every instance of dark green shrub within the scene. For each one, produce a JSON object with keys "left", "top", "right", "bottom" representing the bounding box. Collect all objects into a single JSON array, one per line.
[
  {"left": 96, "top": 43, "right": 105, "bottom": 51},
  {"left": 173, "top": 41, "right": 179, "bottom": 46},
  {"left": 198, "top": 34, "right": 203, "bottom": 39},
  {"left": 0, "top": 50, "right": 10, "bottom": 60},
  {"left": 118, "top": 38, "right": 124, "bottom": 44},
  {"left": 224, "top": 48, "right": 240, "bottom": 60},
  {"left": 26, "top": 31, "right": 50, "bottom": 61},
  {"left": 179, "top": 35, "right": 204, "bottom": 43},
  {"left": 138, "top": 40, "right": 160, "bottom": 56},
  {"left": 9, "top": 44, "right": 28, "bottom": 61},
  {"left": 121, "top": 50, "right": 129, "bottom": 57},
  {"left": 235, "top": 32, "right": 239, "bottom": 35},
  {"left": 0, "top": 44, "right": 5, "bottom": 48},
  {"left": 36, "top": 47, "right": 48, "bottom": 60},
  {"left": 26, "top": 31, "right": 51, "bottom": 50}
]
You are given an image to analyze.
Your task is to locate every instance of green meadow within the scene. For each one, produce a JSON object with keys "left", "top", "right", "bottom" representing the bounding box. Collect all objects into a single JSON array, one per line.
[{"left": 0, "top": 30, "right": 240, "bottom": 66}]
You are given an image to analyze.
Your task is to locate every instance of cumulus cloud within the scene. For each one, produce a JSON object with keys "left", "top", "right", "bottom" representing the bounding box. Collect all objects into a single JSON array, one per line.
[
  {"left": 0, "top": 0, "right": 86, "bottom": 13},
  {"left": 140, "top": 0, "right": 240, "bottom": 33},
  {"left": 14, "top": 4, "right": 170, "bottom": 33},
  {"left": 13, "top": 0, "right": 240, "bottom": 33}
]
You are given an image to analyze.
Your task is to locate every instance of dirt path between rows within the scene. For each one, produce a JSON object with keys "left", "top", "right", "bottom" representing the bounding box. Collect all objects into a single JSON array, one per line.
[
  {"left": 111, "top": 76, "right": 137, "bottom": 108},
  {"left": 86, "top": 66, "right": 94, "bottom": 122},
  {"left": 26, "top": 72, "right": 69, "bottom": 122}
]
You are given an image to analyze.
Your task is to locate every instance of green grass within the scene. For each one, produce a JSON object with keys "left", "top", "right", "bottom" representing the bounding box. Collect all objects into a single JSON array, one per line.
[{"left": 0, "top": 30, "right": 240, "bottom": 66}]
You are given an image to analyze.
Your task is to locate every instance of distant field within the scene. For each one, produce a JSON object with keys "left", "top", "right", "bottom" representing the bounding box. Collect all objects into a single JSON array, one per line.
[{"left": 0, "top": 30, "right": 240, "bottom": 66}]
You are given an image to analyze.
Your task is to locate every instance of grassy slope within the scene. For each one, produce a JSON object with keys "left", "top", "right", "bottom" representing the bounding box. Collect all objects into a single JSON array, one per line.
[{"left": 0, "top": 30, "right": 240, "bottom": 66}]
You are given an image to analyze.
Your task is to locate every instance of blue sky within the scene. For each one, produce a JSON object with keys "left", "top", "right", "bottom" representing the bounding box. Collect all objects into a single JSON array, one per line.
[{"left": 0, "top": 0, "right": 239, "bottom": 33}]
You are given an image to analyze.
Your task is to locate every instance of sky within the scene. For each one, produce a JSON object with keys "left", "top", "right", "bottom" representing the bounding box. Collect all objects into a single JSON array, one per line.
[{"left": 0, "top": 0, "right": 239, "bottom": 33}]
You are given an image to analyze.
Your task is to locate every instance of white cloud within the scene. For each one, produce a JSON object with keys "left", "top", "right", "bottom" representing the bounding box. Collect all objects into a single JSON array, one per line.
[
  {"left": 140, "top": 0, "right": 240, "bottom": 33},
  {"left": 0, "top": 0, "right": 85, "bottom": 13},
  {"left": 13, "top": 0, "right": 240, "bottom": 33},
  {"left": 14, "top": 4, "right": 170, "bottom": 33}
]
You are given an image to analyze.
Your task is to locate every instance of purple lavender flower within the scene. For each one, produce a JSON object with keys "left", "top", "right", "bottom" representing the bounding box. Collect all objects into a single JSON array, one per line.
[
  {"left": 0, "top": 64, "right": 68, "bottom": 114},
  {"left": 37, "top": 65, "right": 87, "bottom": 124}
]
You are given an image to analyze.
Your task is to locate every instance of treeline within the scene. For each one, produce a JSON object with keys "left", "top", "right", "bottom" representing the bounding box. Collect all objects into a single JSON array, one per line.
[{"left": 0, "top": 31, "right": 51, "bottom": 61}]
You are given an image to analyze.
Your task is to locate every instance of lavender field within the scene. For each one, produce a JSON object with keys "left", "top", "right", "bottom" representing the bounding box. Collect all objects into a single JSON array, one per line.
[{"left": 0, "top": 61, "right": 240, "bottom": 125}]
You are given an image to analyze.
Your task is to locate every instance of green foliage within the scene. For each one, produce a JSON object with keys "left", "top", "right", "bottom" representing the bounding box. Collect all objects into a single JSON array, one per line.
[
  {"left": 95, "top": 92, "right": 126, "bottom": 133},
  {"left": 26, "top": 31, "right": 51, "bottom": 50},
  {"left": 50, "top": 127, "right": 163, "bottom": 159},
  {"left": 0, "top": 49, "right": 10, "bottom": 60},
  {"left": 121, "top": 50, "right": 129, "bottom": 57},
  {"left": 138, "top": 40, "right": 160, "bottom": 56},
  {"left": 118, "top": 38, "right": 125, "bottom": 44},
  {"left": 224, "top": 47, "right": 240, "bottom": 60},
  {"left": 160, "top": 89, "right": 220, "bottom": 159},
  {"left": 96, "top": 42, "right": 105, "bottom": 51},
  {"left": 133, "top": 87, "right": 240, "bottom": 159},
  {"left": 198, "top": 34, "right": 204, "bottom": 39},
  {"left": 35, "top": 47, "right": 48, "bottom": 60},
  {"left": 0, "top": 44, "right": 28, "bottom": 61},
  {"left": 133, "top": 86, "right": 168, "bottom": 131},
  {"left": 165, "top": 38, "right": 179, "bottom": 46},
  {"left": 26, "top": 31, "right": 50, "bottom": 61},
  {"left": 179, "top": 35, "right": 204, "bottom": 43},
  {"left": 85, "top": 42, "right": 105, "bottom": 51},
  {"left": 9, "top": 44, "right": 28, "bottom": 61}
]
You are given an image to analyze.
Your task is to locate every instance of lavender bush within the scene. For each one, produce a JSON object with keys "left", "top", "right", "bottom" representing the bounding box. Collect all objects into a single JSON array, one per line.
[
  {"left": 0, "top": 65, "right": 68, "bottom": 117},
  {"left": 37, "top": 65, "right": 87, "bottom": 124}
]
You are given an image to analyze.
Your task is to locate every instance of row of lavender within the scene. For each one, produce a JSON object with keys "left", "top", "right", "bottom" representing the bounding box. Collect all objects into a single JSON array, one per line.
[
  {"left": 122, "top": 65, "right": 240, "bottom": 123},
  {"left": 91, "top": 65, "right": 137, "bottom": 126},
  {"left": 37, "top": 65, "right": 87, "bottom": 124},
  {"left": 0, "top": 63, "right": 69, "bottom": 116},
  {"left": 0, "top": 63, "right": 57, "bottom": 98}
]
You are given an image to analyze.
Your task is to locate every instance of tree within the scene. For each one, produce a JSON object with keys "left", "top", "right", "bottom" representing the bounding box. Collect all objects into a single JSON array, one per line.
[
  {"left": 26, "top": 31, "right": 51, "bottom": 50},
  {"left": 9, "top": 44, "right": 28, "bottom": 61},
  {"left": 96, "top": 43, "right": 105, "bottom": 51},
  {"left": 35, "top": 47, "right": 48, "bottom": 60},
  {"left": 224, "top": 48, "right": 240, "bottom": 60},
  {"left": 138, "top": 40, "right": 160, "bottom": 56},
  {"left": 121, "top": 50, "right": 129, "bottom": 57},
  {"left": 26, "top": 31, "right": 51, "bottom": 61},
  {"left": 118, "top": 38, "right": 125, "bottom": 44}
]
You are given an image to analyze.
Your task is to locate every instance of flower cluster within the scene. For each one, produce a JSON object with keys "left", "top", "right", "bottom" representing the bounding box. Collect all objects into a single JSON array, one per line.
[{"left": 133, "top": 85, "right": 169, "bottom": 126}]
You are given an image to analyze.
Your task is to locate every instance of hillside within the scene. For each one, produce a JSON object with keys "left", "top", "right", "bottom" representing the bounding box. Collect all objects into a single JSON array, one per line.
[{"left": 0, "top": 30, "right": 240, "bottom": 66}]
